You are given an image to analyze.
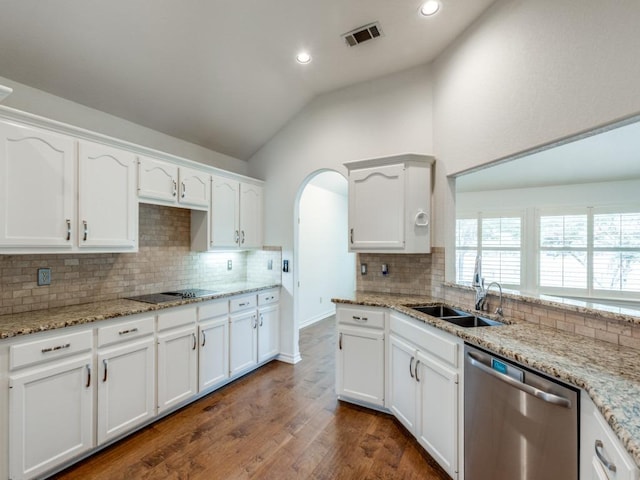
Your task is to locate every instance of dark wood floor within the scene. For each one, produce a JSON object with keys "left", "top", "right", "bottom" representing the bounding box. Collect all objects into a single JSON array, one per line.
[{"left": 54, "top": 317, "right": 449, "bottom": 480}]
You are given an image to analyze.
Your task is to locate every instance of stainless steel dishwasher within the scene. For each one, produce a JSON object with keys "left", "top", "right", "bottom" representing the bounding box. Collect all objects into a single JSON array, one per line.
[{"left": 464, "top": 344, "right": 579, "bottom": 480}]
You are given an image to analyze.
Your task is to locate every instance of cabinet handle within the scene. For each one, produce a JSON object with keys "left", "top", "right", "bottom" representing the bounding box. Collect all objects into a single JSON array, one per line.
[
  {"left": 259, "top": 314, "right": 264, "bottom": 327},
  {"left": 409, "top": 356, "right": 415, "bottom": 378},
  {"left": 241, "top": 230, "right": 245, "bottom": 244},
  {"left": 82, "top": 220, "right": 88, "bottom": 241},
  {"left": 172, "top": 179, "right": 177, "bottom": 197},
  {"left": 235, "top": 230, "right": 240, "bottom": 244},
  {"left": 86, "top": 364, "right": 91, "bottom": 388},
  {"left": 201, "top": 330, "right": 206, "bottom": 347},
  {"left": 415, "top": 360, "right": 421, "bottom": 382},
  {"left": 239, "top": 302, "right": 248, "bottom": 307},
  {"left": 192, "top": 332, "right": 197, "bottom": 350},
  {"left": 352, "top": 316, "right": 368, "bottom": 322},
  {"left": 66, "top": 219, "right": 71, "bottom": 241},
  {"left": 253, "top": 315, "right": 258, "bottom": 329},
  {"left": 339, "top": 332, "right": 343, "bottom": 350},
  {"left": 103, "top": 359, "right": 108, "bottom": 382},
  {"left": 595, "top": 440, "right": 617, "bottom": 473},
  {"left": 181, "top": 182, "right": 186, "bottom": 198},
  {"left": 41, "top": 343, "right": 71, "bottom": 353},
  {"left": 118, "top": 327, "right": 139, "bottom": 336},
  {"left": 350, "top": 228, "right": 354, "bottom": 244}
]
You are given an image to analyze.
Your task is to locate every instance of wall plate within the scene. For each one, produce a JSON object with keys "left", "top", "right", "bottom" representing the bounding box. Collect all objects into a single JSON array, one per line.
[{"left": 38, "top": 268, "right": 51, "bottom": 286}]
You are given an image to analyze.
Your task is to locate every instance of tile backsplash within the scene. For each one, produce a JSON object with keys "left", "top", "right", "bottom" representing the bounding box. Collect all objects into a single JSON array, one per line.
[{"left": 0, "top": 204, "right": 281, "bottom": 315}]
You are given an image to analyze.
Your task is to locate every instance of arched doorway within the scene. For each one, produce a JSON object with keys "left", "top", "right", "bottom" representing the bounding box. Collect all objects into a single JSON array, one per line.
[{"left": 294, "top": 170, "right": 355, "bottom": 332}]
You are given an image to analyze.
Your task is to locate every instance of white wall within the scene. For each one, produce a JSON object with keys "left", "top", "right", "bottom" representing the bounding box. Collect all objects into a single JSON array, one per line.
[
  {"left": 298, "top": 181, "right": 355, "bottom": 328},
  {"left": 248, "top": 64, "right": 434, "bottom": 361},
  {"left": 432, "top": 0, "right": 640, "bottom": 250},
  {"left": 0, "top": 75, "right": 248, "bottom": 175}
]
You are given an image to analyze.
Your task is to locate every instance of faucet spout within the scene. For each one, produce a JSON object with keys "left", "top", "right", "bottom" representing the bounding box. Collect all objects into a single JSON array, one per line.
[
  {"left": 484, "top": 281, "right": 504, "bottom": 317},
  {"left": 472, "top": 255, "right": 485, "bottom": 310}
]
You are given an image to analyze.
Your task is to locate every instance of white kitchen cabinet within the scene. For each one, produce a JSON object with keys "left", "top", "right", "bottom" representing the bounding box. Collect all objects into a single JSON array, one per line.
[
  {"left": 389, "top": 312, "right": 461, "bottom": 479},
  {"left": 0, "top": 120, "right": 75, "bottom": 250},
  {"left": 96, "top": 316, "right": 155, "bottom": 445},
  {"left": 8, "top": 331, "right": 94, "bottom": 480},
  {"left": 335, "top": 305, "right": 385, "bottom": 408},
  {"left": 198, "top": 300, "right": 230, "bottom": 392},
  {"left": 345, "top": 154, "right": 434, "bottom": 253},
  {"left": 229, "top": 309, "right": 258, "bottom": 376},
  {"left": 257, "top": 290, "right": 280, "bottom": 363},
  {"left": 581, "top": 391, "right": 639, "bottom": 480},
  {"left": 209, "top": 174, "right": 263, "bottom": 249},
  {"left": 138, "top": 156, "right": 210, "bottom": 210},
  {"left": 78, "top": 140, "right": 137, "bottom": 249},
  {"left": 157, "top": 307, "right": 198, "bottom": 413}
]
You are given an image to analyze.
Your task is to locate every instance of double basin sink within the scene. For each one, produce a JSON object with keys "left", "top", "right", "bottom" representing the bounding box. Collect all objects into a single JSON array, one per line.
[{"left": 407, "top": 305, "right": 504, "bottom": 328}]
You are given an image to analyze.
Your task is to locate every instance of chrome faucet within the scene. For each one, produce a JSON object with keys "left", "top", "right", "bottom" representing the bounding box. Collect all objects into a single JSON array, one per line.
[{"left": 472, "top": 255, "right": 504, "bottom": 317}]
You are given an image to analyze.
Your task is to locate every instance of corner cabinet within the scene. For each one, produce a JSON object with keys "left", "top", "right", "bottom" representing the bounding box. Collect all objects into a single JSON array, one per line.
[{"left": 345, "top": 154, "right": 434, "bottom": 253}]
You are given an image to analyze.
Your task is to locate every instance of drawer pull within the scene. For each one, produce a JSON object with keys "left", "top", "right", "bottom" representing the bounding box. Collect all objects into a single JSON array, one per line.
[
  {"left": 595, "top": 440, "right": 617, "bottom": 473},
  {"left": 409, "top": 356, "right": 415, "bottom": 378},
  {"left": 352, "top": 316, "right": 368, "bottom": 322},
  {"left": 118, "top": 327, "right": 139, "bottom": 336},
  {"left": 41, "top": 343, "right": 71, "bottom": 353},
  {"left": 239, "top": 302, "right": 249, "bottom": 307}
]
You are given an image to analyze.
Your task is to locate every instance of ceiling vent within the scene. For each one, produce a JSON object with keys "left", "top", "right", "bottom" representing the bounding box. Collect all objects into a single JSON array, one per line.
[{"left": 342, "top": 22, "right": 383, "bottom": 47}]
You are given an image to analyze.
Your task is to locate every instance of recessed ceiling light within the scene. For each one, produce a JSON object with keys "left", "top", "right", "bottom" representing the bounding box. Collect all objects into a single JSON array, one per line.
[
  {"left": 296, "top": 52, "right": 312, "bottom": 64},
  {"left": 420, "top": 0, "right": 440, "bottom": 16}
]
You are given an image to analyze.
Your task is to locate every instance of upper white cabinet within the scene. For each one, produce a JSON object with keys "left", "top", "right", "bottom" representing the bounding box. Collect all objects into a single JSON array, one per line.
[
  {"left": 0, "top": 120, "right": 138, "bottom": 253},
  {"left": 138, "top": 156, "right": 210, "bottom": 210},
  {"left": 210, "top": 175, "right": 263, "bottom": 249},
  {"left": 345, "top": 154, "right": 434, "bottom": 253},
  {"left": 78, "top": 140, "right": 137, "bottom": 249},
  {"left": 0, "top": 120, "right": 75, "bottom": 249}
]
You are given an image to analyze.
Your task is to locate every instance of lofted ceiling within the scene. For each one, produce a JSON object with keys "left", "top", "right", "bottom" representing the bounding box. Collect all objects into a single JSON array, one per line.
[{"left": 0, "top": 0, "right": 495, "bottom": 160}]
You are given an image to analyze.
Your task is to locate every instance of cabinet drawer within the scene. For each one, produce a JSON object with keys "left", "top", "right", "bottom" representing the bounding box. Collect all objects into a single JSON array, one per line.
[
  {"left": 390, "top": 313, "right": 459, "bottom": 367},
  {"left": 230, "top": 295, "right": 257, "bottom": 313},
  {"left": 97, "top": 316, "right": 155, "bottom": 348},
  {"left": 258, "top": 290, "right": 279, "bottom": 306},
  {"left": 10, "top": 330, "right": 93, "bottom": 370},
  {"left": 199, "top": 300, "right": 228, "bottom": 320},
  {"left": 337, "top": 306, "right": 385, "bottom": 329},
  {"left": 157, "top": 306, "right": 197, "bottom": 331}
]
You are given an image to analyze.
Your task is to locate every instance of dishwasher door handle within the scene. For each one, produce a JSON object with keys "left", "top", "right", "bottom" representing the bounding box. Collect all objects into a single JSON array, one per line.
[{"left": 467, "top": 351, "right": 572, "bottom": 408}]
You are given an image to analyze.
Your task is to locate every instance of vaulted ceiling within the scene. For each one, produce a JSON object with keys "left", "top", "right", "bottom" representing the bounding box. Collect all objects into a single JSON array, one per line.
[{"left": 0, "top": 0, "right": 495, "bottom": 160}]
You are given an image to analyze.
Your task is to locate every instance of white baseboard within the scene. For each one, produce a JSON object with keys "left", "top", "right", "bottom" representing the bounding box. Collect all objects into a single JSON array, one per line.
[
  {"left": 277, "top": 352, "right": 302, "bottom": 364},
  {"left": 298, "top": 310, "right": 335, "bottom": 330}
]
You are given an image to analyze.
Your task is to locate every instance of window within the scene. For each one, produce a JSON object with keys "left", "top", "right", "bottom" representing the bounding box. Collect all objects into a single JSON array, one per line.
[
  {"left": 455, "top": 213, "right": 522, "bottom": 287},
  {"left": 539, "top": 213, "right": 587, "bottom": 289}
]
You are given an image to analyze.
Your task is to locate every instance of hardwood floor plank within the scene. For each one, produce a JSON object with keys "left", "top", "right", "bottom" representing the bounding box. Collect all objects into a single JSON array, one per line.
[{"left": 53, "top": 317, "right": 450, "bottom": 480}]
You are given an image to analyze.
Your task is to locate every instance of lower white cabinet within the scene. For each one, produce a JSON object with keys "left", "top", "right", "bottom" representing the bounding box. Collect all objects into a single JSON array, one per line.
[
  {"left": 389, "top": 313, "right": 460, "bottom": 479},
  {"left": 229, "top": 309, "right": 258, "bottom": 376},
  {"left": 581, "top": 391, "right": 639, "bottom": 480},
  {"left": 157, "top": 307, "right": 198, "bottom": 413},
  {"left": 335, "top": 305, "right": 385, "bottom": 408},
  {"left": 257, "top": 291, "right": 280, "bottom": 363},
  {"left": 198, "top": 300, "right": 230, "bottom": 392},
  {"left": 9, "top": 339, "right": 94, "bottom": 480}
]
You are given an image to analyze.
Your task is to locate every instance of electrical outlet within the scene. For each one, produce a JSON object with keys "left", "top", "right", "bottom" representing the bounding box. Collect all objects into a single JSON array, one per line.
[
  {"left": 360, "top": 263, "right": 368, "bottom": 275},
  {"left": 267, "top": 259, "right": 273, "bottom": 270},
  {"left": 381, "top": 264, "right": 389, "bottom": 276},
  {"left": 37, "top": 268, "right": 51, "bottom": 286},
  {"left": 227, "top": 260, "right": 232, "bottom": 270}
]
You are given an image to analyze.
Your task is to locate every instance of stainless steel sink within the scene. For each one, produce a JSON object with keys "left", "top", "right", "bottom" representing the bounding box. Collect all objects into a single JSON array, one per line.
[{"left": 408, "top": 304, "right": 504, "bottom": 328}]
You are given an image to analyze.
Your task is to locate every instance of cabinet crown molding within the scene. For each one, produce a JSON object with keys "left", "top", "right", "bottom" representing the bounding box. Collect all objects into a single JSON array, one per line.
[{"left": 344, "top": 153, "right": 435, "bottom": 171}]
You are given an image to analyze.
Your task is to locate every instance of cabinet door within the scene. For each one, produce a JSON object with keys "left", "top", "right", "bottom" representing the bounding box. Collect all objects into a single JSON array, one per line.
[
  {"left": 199, "top": 316, "right": 229, "bottom": 391},
  {"left": 229, "top": 310, "right": 258, "bottom": 376},
  {"left": 9, "top": 355, "right": 93, "bottom": 480},
  {"left": 388, "top": 334, "right": 418, "bottom": 431},
  {"left": 138, "top": 156, "right": 178, "bottom": 204},
  {"left": 239, "top": 182, "right": 263, "bottom": 248},
  {"left": 336, "top": 325, "right": 385, "bottom": 407},
  {"left": 0, "top": 120, "right": 75, "bottom": 249},
  {"left": 349, "top": 164, "right": 405, "bottom": 251},
  {"left": 157, "top": 325, "right": 198, "bottom": 413},
  {"left": 211, "top": 175, "right": 240, "bottom": 248},
  {"left": 179, "top": 167, "right": 210, "bottom": 209},
  {"left": 78, "top": 141, "right": 137, "bottom": 249},
  {"left": 416, "top": 352, "right": 459, "bottom": 479},
  {"left": 97, "top": 338, "right": 155, "bottom": 444},
  {"left": 258, "top": 304, "right": 279, "bottom": 363}
]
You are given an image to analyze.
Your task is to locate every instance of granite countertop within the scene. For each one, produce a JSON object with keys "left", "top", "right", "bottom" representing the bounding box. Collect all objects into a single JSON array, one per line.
[
  {"left": 0, "top": 282, "right": 281, "bottom": 339},
  {"left": 333, "top": 292, "right": 640, "bottom": 469}
]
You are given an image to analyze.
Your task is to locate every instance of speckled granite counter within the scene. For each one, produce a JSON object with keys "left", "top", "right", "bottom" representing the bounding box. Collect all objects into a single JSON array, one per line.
[
  {"left": 333, "top": 292, "right": 640, "bottom": 469},
  {"left": 0, "top": 282, "right": 280, "bottom": 339}
]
